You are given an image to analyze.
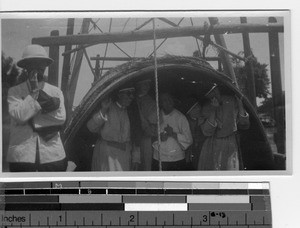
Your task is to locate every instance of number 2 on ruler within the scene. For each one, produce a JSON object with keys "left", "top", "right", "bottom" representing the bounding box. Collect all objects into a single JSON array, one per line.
[{"left": 129, "top": 215, "right": 135, "bottom": 223}]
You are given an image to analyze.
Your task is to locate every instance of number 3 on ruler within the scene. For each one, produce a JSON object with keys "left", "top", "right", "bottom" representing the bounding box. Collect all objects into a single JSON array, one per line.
[{"left": 203, "top": 215, "right": 208, "bottom": 222}]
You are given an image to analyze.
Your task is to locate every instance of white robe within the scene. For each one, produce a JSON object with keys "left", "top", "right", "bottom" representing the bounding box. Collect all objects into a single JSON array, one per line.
[
  {"left": 87, "top": 102, "right": 131, "bottom": 171},
  {"left": 153, "top": 109, "right": 193, "bottom": 162}
]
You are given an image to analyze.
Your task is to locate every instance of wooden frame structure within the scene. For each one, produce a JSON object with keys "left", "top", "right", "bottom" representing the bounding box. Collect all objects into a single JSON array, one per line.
[{"left": 31, "top": 17, "right": 285, "bottom": 156}]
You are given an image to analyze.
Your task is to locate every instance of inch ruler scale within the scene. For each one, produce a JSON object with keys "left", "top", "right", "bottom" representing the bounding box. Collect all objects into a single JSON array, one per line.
[{"left": 0, "top": 181, "right": 272, "bottom": 228}]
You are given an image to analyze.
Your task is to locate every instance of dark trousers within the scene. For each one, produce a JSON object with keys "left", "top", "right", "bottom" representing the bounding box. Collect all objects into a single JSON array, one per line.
[
  {"left": 152, "top": 159, "right": 186, "bottom": 171},
  {"left": 9, "top": 159, "right": 67, "bottom": 172}
]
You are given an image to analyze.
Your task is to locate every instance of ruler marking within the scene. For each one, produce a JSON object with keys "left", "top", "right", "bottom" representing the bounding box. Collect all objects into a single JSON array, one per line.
[
  {"left": 173, "top": 213, "right": 175, "bottom": 225},
  {"left": 1, "top": 182, "right": 272, "bottom": 228},
  {"left": 65, "top": 211, "right": 67, "bottom": 226}
]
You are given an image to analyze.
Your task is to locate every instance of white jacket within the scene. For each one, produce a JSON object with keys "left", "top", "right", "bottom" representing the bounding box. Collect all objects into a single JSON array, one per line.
[{"left": 7, "top": 81, "right": 66, "bottom": 164}]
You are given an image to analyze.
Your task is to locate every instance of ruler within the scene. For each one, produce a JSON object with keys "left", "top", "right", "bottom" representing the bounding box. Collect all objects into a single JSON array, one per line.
[{"left": 0, "top": 181, "right": 272, "bottom": 228}]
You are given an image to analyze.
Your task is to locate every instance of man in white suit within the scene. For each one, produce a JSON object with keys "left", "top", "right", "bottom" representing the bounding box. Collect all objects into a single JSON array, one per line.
[{"left": 7, "top": 44, "right": 69, "bottom": 172}]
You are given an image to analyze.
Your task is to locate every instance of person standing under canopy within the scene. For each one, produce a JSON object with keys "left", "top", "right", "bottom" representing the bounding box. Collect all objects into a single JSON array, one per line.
[
  {"left": 7, "top": 44, "right": 69, "bottom": 172},
  {"left": 152, "top": 92, "right": 193, "bottom": 171},
  {"left": 132, "top": 79, "right": 157, "bottom": 171},
  {"left": 181, "top": 97, "right": 207, "bottom": 170},
  {"left": 198, "top": 84, "right": 250, "bottom": 170},
  {"left": 87, "top": 86, "right": 136, "bottom": 171}
]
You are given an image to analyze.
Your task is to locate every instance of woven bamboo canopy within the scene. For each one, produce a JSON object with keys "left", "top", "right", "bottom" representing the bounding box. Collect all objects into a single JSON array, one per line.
[{"left": 63, "top": 55, "right": 275, "bottom": 171}]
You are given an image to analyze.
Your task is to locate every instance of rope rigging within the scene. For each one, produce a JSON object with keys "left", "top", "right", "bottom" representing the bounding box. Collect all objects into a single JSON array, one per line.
[{"left": 152, "top": 18, "right": 162, "bottom": 171}]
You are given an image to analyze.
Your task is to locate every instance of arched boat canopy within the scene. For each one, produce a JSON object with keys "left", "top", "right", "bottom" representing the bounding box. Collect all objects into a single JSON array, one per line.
[{"left": 63, "top": 55, "right": 275, "bottom": 171}]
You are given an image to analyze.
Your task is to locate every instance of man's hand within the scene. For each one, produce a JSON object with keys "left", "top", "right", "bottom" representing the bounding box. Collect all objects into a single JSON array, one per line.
[
  {"left": 164, "top": 124, "right": 177, "bottom": 139},
  {"left": 164, "top": 125, "right": 173, "bottom": 136},
  {"left": 66, "top": 161, "right": 77, "bottom": 172},
  {"left": 28, "top": 70, "right": 39, "bottom": 92},
  {"left": 100, "top": 97, "right": 112, "bottom": 115},
  {"left": 28, "top": 70, "right": 40, "bottom": 99},
  {"left": 211, "top": 97, "right": 220, "bottom": 107},
  {"left": 160, "top": 131, "right": 168, "bottom": 142},
  {"left": 236, "top": 96, "right": 246, "bottom": 115}
]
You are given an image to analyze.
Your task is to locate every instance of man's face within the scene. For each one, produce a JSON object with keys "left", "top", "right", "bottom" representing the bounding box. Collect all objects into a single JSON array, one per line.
[
  {"left": 160, "top": 93, "right": 174, "bottom": 115},
  {"left": 118, "top": 90, "right": 134, "bottom": 107},
  {"left": 25, "top": 62, "right": 47, "bottom": 81},
  {"left": 136, "top": 81, "right": 150, "bottom": 96}
]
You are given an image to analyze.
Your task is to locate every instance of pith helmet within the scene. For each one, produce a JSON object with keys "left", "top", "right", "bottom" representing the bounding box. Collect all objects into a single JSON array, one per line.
[{"left": 17, "top": 45, "right": 54, "bottom": 68}]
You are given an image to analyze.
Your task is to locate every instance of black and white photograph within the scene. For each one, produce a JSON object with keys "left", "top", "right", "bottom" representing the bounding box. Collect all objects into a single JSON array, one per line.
[{"left": 1, "top": 11, "right": 290, "bottom": 173}]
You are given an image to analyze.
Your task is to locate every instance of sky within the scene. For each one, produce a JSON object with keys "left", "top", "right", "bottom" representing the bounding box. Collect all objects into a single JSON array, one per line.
[{"left": 1, "top": 13, "right": 286, "bottom": 107}]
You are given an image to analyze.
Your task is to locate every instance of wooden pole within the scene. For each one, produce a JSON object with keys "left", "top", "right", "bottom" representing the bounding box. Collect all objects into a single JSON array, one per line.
[
  {"left": 209, "top": 17, "right": 237, "bottom": 84},
  {"left": 94, "top": 54, "right": 101, "bottom": 82},
  {"left": 48, "top": 30, "right": 59, "bottom": 86},
  {"left": 32, "top": 23, "right": 284, "bottom": 47},
  {"left": 61, "top": 18, "right": 75, "bottom": 94},
  {"left": 268, "top": 17, "right": 285, "bottom": 154},
  {"left": 241, "top": 17, "right": 257, "bottom": 109},
  {"left": 68, "top": 18, "right": 90, "bottom": 115},
  {"left": 61, "top": 18, "right": 75, "bottom": 123}
]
